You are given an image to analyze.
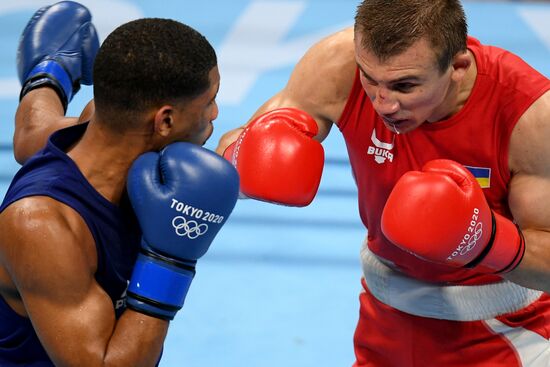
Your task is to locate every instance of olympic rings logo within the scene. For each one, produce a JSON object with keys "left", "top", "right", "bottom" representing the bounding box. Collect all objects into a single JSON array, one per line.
[
  {"left": 447, "top": 208, "right": 484, "bottom": 261},
  {"left": 460, "top": 222, "right": 483, "bottom": 255},
  {"left": 172, "top": 216, "right": 209, "bottom": 239}
]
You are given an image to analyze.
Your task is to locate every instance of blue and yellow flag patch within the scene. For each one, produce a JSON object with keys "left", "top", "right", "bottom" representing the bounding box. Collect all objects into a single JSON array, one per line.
[{"left": 465, "top": 165, "right": 491, "bottom": 189}]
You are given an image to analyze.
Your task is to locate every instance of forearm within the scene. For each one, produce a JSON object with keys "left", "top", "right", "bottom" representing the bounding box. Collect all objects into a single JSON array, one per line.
[
  {"left": 14, "top": 89, "right": 79, "bottom": 164},
  {"left": 504, "top": 229, "right": 550, "bottom": 293},
  {"left": 41, "top": 304, "right": 169, "bottom": 367},
  {"left": 102, "top": 310, "right": 168, "bottom": 367}
]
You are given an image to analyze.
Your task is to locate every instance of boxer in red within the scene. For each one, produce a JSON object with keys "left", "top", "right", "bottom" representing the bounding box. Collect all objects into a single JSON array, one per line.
[{"left": 218, "top": 1, "right": 550, "bottom": 365}]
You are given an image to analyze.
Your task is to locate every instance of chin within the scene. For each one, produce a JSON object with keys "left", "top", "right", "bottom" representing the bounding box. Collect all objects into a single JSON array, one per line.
[
  {"left": 184, "top": 137, "right": 208, "bottom": 146},
  {"left": 201, "top": 128, "right": 214, "bottom": 145}
]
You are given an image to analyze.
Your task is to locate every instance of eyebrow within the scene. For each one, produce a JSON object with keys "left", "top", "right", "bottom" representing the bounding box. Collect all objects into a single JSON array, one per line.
[{"left": 356, "top": 63, "right": 421, "bottom": 84}]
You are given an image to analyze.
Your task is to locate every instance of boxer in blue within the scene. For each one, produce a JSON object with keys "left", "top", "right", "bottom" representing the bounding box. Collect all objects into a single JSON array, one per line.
[{"left": 0, "top": 2, "right": 239, "bottom": 366}]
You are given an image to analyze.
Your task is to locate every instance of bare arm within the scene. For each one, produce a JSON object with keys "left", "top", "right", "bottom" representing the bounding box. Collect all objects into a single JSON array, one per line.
[
  {"left": 216, "top": 27, "right": 357, "bottom": 154},
  {"left": 0, "top": 197, "right": 166, "bottom": 367},
  {"left": 14, "top": 89, "right": 94, "bottom": 164},
  {"left": 505, "top": 90, "right": 550, "bottom": 292}
]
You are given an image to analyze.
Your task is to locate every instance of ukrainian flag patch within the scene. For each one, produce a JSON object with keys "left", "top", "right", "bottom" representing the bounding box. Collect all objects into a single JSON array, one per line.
[{"left": 464, "top": 165, "right": 491, "bottom": 188}]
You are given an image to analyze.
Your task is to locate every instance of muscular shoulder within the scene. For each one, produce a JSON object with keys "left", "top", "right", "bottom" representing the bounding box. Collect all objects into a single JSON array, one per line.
[
  {"left": 509, "top": 90, "right": 550, "bottom": 176},
  {"left": 0, "top": 196, "right": 97, "bottom": 292},
  {"left": 508, "top": 90, "right": 550, "bottom": 228},
  {"left": 283, "top": 27, "right": 357, "bottom": 122}
]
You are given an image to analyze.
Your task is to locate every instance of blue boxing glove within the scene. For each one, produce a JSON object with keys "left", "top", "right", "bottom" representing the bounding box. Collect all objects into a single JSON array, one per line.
[
  {"left": 17, "top": 1, "right": 99, "bottom": 112},
  {"left": 126, "top": 143, "right": 239, "bottom": 320}
]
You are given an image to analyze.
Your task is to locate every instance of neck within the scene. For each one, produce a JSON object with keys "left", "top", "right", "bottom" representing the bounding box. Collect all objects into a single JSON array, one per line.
[{"left": 67, "top": 118, "right": 154, "bottom": 204}]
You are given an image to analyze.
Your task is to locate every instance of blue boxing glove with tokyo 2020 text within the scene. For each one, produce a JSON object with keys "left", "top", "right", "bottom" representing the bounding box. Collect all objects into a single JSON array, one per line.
[{"left": 126, "top": 143, "right": 239, "bottom": 320}]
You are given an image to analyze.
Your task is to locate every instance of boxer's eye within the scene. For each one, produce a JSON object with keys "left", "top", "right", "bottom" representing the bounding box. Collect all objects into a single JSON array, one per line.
[{"left": 392, "top": 82, "right": 416, "bottom": 93}]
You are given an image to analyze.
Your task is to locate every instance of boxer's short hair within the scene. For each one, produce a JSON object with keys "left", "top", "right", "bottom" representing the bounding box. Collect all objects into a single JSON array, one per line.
[
  {"left": 354, "top": 0, "right": 467, "bottom": 73},
  {"left": 93, "top": 18, "right": 217, "bottom": 130}
]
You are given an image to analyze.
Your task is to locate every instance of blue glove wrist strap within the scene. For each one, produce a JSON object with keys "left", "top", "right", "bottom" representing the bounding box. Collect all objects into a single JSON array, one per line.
[
  {"left": 20, "top": 60, "right": 73, "bottom": 111},
  {"left": 127, "top": 251, "right": 195, "bottom": 320}
]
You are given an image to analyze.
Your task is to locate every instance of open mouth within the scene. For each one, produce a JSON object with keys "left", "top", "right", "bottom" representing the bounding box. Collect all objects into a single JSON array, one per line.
[
  {"left": 382, "top": 117, "right": 404, "bottom": 125},
  {"left": 382, "top": 117, "right": 408, "bottom": 133}
]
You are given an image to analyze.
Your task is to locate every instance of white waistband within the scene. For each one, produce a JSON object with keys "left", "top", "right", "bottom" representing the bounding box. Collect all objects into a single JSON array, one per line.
[{"left": 361, "top": 246, "right": 543, "bottom": 321}]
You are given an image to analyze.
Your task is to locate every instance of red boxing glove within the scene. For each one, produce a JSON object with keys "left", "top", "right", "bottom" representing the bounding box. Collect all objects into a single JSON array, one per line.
[
  {"left": 224, "top": 108, "right": 324, "bottom": 207},
  {"left": 381, "top": 159, "right": 525, "bottom": 274}
]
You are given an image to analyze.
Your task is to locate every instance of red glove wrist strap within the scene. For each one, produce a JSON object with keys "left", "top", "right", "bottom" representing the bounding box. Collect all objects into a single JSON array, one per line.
[
  {"left": 465, "top": 211, "right": 526, "bottom": 274},
  {"left": 498, "top": 226, "right": 526, "bottom": 274}
]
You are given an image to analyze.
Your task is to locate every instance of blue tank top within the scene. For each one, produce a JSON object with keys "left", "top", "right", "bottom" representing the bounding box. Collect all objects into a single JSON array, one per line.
[{"left": 0, "top": 123, "right": 141, "bottom": 365}]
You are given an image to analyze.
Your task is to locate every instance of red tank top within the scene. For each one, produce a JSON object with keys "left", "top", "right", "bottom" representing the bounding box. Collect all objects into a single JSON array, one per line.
[{"left": 337, "top": 37, "right": 550, "bottom": 284}]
